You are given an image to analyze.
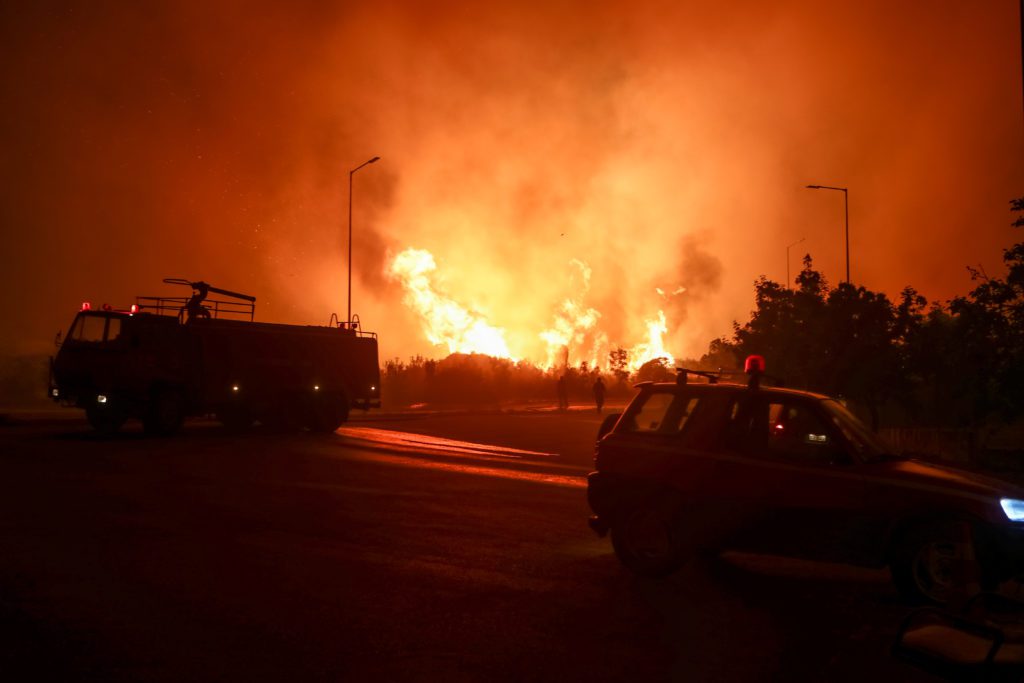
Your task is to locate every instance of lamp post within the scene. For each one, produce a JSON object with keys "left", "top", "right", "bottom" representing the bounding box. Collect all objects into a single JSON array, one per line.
[
  {"left": 348, "top": 156, "right": 380, "bottom": 325},
  {"left": 805, "top": 184, "right": 849, "bottom": 284},
  {"left": 786, "top": 237, "right": 805, "bottom": 289}
]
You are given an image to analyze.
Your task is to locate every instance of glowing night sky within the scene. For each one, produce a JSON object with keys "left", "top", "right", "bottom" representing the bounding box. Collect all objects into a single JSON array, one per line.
[{"left": 2, "top": 1, "right": 1022, "bottom": 364}]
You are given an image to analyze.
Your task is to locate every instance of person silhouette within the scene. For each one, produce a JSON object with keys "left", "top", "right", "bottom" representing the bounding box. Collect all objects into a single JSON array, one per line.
[
  {"left": 557, "top": 375, "right": 569, "bottom": 411},
  {"left": 184, "top": 281, "right": 211, "bottom": 322},
  {"left": 592, "top": 376, "right": 606, "bottom": 413}
]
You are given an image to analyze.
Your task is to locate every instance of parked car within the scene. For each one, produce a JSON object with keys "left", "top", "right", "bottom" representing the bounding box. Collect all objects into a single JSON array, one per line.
[{"left": 587, "top": 358, "right": 1024, "bottom": 603}]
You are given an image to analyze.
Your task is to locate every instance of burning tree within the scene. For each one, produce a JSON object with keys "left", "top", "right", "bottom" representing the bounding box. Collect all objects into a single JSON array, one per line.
[{"left": 608, "top": 347, "right": 630, "bottom": 384}]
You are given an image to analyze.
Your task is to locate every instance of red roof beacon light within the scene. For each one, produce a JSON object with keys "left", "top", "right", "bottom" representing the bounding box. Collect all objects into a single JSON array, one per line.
[
  {"left": 130, "top": 304, "right": 139, "bottom": 314},
  {"left": 81, "top": 302, "right": 91, "bottom": 311},
  {"left": 745, "top": 354, "right": 766, "bottom": 390}
]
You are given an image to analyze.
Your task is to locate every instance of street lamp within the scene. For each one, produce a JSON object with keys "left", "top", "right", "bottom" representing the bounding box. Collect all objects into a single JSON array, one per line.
[
  {"left": 348, "top": 156, "right": 380, "bottom": 326},
  {"left": 805, "top": 184, "right": 849, "bottom": 284},
  {"left": 786, "top": 237, "right": 805, "bottom": 289}
]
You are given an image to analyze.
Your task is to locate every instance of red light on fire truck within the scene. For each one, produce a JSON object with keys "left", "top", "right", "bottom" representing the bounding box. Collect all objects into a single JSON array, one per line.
[{"left": 81, "top": 302, "right": 91, "bottom": 311}]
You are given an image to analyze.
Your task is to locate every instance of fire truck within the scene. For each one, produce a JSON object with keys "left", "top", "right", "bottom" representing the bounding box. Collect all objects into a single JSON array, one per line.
[{"left": 49, "top": 279, "right": 381, "bottom": 435}]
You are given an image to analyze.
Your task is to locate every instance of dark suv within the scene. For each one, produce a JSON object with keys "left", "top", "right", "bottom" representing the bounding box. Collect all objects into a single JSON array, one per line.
[{"left": 587, "top": 365, "right": 1024, "bottom": 603}]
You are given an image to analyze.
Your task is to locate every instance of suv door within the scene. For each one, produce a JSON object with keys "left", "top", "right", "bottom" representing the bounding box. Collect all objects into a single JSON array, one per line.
[
  {"left": 596, "top": 387, "right": 737, "bottom": 548},
  {"left": 714, "top": 394, "right": 870, "bottom": 563}
]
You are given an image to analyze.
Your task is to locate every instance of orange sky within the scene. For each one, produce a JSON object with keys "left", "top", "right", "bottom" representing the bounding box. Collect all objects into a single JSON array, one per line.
[{"left": 1, "top": 1, "right": 1022, "bottom": 364}]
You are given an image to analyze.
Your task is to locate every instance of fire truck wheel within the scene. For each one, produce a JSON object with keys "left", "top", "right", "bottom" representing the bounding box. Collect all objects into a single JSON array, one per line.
[
  {"left": 85, "top": 405, "right": 126, "bottom": 435},
  {"left": 217, "top": 406, "right": 254, "bottom": 431},
  {"left": 308, "top": 393, "right": 349, "bottom": 433},
  {"left": 143, "top": 389, "right": 185, "bottom": 436},
  {"left": 261, "top": 402, "right": 302, "bottom": 432}
]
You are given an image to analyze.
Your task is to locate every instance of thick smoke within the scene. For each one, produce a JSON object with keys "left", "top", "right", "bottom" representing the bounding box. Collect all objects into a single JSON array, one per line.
[{"left": 1, "top": 1, "right": 1022, "bottom": 367}]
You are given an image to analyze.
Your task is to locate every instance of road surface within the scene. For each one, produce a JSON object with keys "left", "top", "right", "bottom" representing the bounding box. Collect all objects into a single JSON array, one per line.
[{"left": 0, "top": 409, "right": 934, "bottom": 681}]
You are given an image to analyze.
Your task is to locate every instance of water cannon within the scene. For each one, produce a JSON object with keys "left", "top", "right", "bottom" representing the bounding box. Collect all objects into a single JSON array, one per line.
[
  {"left": 162, "top": 278, "right": 256, "bottom": 303},
  {"left": 159, "top": 278, "right": 257, "bottom": 322}
]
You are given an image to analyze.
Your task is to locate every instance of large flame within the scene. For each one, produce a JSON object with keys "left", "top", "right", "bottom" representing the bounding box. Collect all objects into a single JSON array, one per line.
[
  {"left": 627, "top": 310, "right": 675, "bottom": 371},
  {"left": 538, "top": 259, "right": 606, "bottom": 370},
  {"left": 389, "top": 248, "right": 683, "bottom": 371},
  {"left": 388, "top": 248, "right": 514, "bottom": 358}
]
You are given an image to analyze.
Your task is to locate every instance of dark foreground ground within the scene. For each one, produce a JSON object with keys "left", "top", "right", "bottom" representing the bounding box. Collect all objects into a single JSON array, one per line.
[{"left": 0, "top": 408, "right": 942, "bottom": 681}]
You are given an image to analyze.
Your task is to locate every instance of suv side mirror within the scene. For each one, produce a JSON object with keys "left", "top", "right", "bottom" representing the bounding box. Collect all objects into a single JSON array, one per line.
[{"left": 597, "top": 413, "right": 621, "bottom": 440}]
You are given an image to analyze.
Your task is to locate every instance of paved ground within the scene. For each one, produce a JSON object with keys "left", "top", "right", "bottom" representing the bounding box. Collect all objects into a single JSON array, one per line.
[{"left": 0, "top": 410, "right": 941, "bottom": 681}]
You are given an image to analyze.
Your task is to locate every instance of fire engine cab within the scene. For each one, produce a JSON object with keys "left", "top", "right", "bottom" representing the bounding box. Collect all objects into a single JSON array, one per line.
[{"left": 49, "top": 279, "right": 381, "bottom": 435}]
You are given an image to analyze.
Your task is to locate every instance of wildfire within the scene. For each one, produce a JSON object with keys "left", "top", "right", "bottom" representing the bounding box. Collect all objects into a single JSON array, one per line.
[
  {"left": 388, "top": 248, "right": 514, "bottom": 358},
  {"left": 387, "top": 248, "right": 680, "bottom": 372},
  {"left": 627, "top": 310, "right": 675, "bottom": 371},
  {"left": 538, "top": 259, "right": 605, "bottom": 370}
]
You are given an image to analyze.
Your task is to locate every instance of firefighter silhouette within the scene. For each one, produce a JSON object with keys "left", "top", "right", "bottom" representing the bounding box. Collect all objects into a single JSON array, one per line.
[
  {"left": 184, "top": 281, "right": 211, "bottom": 322},
  {"left": 593, "top": 376, "right": 606, "bottom": 413},
  {"left": 556, "top": 375, "right": 569, "bottom": 411}
]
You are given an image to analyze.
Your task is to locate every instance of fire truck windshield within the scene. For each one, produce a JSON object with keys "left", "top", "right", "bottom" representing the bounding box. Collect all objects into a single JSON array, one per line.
[{"left": 68, "top": 313, "right": 120, "bottom": 344}]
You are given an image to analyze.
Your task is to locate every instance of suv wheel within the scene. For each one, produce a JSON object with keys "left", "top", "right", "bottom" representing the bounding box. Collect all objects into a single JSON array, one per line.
[
  {"left": 890, "top": 521, "right": 989, "bottom": 604},
  {"left": 610, "top": 506, "right": 683, "bottom": 577}
]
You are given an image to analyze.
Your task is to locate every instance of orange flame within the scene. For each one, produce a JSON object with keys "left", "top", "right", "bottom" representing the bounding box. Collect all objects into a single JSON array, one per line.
[
  {"left": 389, "top": 248, "right": 680, "bottom": 371},
  {"left": 539, "top": 259, "right": 606, "bottom": 370},
  {"left": 627, "top": 309, "right": 674, "bottom": 371},
  {"left": 388, "top": 248, "right": 514, "bottom": 358}
]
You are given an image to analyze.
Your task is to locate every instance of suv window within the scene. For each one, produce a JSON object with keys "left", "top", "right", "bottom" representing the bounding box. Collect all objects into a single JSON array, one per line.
[
  {"left": 766, "top": 400, "right": 840, "bottom": 462},
  {"left": 727, "top": 396, "right": 845, "bottom": 464},
  {"left": 621, "top": 390, "right": 700, "bottom": 435},
  {"left": 821, "top": 399, "right": 889, "bottom": 461}
]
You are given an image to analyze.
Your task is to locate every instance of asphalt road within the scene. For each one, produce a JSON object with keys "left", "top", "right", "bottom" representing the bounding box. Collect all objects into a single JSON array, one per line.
[{"left": 0, "top": 409, "right": 935, "bottom": 682}]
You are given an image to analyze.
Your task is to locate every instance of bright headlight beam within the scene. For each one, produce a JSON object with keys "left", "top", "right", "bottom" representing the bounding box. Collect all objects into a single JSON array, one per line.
[{"left": 1000, "top": 498, "right": 1024, "bottom": 521}]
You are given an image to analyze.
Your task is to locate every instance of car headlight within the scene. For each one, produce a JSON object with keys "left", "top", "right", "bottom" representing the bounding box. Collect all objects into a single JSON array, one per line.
[{"left": 1000, "top": 498, "right": 1024, "bottom": 521}]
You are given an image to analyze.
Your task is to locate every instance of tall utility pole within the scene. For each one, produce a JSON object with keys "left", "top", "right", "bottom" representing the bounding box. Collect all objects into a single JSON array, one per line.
[
  {"left": 348, "top": 156, "right": 380, "bottom": 326},
  {"left": 805, "top": 185, "right": 850, "bottom": 284},
  {"left": 786, "top": 237, "right": 806, "bottom": 288}
]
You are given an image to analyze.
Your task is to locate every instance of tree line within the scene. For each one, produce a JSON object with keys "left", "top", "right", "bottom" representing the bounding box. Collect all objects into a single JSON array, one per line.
[{"left": 717, "top": 196, "right": 1024, "bottom": 439}]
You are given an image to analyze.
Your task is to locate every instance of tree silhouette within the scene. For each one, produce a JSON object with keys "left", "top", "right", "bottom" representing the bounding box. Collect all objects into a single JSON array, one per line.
[
  {"left": 938, "top": 196, "right": 1024, "bottom": 435},
  {"left": 723, "top": 196, "right": 1024, "bottom": 441}
]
